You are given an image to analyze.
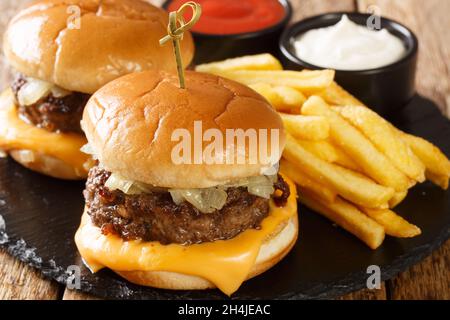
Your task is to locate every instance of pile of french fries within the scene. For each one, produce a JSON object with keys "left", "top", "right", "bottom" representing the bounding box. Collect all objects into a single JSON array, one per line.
[{"left": 196, "top": 54, "right": 450, "bottom": 249}]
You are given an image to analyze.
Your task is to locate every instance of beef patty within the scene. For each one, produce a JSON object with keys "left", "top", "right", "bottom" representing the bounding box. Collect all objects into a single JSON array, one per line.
[
  {"left": 11, "top": 75, "right": 90, "bottom": 134},
  {"left": 84, "top": 166, "right": 290, "bottom": 245}
]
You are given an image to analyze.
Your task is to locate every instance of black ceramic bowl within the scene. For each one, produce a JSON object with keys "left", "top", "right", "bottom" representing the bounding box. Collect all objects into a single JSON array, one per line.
[
  {"left": 279, "top": 13, "right": 418, "bottom": 116},
  {"left": 163, "top": 0, "right": 292, "bottom": 65}
]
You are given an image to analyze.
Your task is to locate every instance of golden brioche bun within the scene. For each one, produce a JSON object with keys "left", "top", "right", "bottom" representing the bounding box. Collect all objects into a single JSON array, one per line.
[
  {"left": 3, "top": 0, "right": 194, "bottom": 94},
  {"left": 82, "top": 70, "right": 285, "bottom": 188}
]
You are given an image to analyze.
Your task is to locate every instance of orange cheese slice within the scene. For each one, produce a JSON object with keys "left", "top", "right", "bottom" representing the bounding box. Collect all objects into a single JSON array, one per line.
[{"left": 0, "top": 89, "right": 89, "bottom": 173}]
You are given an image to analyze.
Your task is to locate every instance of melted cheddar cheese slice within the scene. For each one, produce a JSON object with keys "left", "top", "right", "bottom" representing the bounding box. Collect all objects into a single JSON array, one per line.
[
  {"left": 75, "top": 178, "right": 297, "bottom": 295},
  {"left": 0, "top": 89, "right": 89, "bottom": 173}
]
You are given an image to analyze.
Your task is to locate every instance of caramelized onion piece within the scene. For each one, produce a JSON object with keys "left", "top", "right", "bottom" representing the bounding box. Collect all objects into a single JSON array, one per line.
[
  {"left": 50, "top": 86, "right": 72, "bottom": 98},
  {"left": 169, "top": 188, "right": 227, "bottom": 213},
  {"left": 105, "top": 172, "right": 278, "bottom": 213},
  {"left": 16, "top": 77, "right": 73, "bottom": 106},
  {"left": 17, "top": 78, "right": 53, "bottom": 106},
  {"left": 13, "top": 149, "right": 36, "bottom": 163}
]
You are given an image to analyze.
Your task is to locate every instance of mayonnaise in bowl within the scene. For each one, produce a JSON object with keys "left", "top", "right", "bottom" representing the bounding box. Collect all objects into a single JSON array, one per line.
[{"left": 293, "top": 15, "right": 406, "bottom": 71}]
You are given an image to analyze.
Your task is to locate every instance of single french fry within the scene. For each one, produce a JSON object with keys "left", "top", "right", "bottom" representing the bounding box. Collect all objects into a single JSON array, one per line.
[
  {"left": 327, "top": 141, "right": 361, "bottom": 171},
  {"left": 280, "top": 113, "right": 329, "bottom": 140},
  {"left": 317, "top": 82, "right": 364, "bottom": 107},
  {"left": 251, "top": 84, "right": 305, "bottom": 113},
  {"left": 271, "top": 86, "right": 306, "bottom": 113},
  {"left": 250, "top": 83, "right": 291, "bottom": 112},
  {"left": 361, "top": 207, "right": 421, "bottom": 238},
  {"left": 389, "top": 190, "right": 408, "bottom": 208},
  {"left": 204, "top": 69, "right": 335, "bottom": 93},
  {"left": 297, "top": 138, "right": 361, "bottom": 171},
  {"left": 301, "top": 96, "right": 410, "bottom": 191},
  {"left": 333, "top": 105, "right": 426, "bottom": 182},
  {"left": 292, "top": 137, "right": 361, "bottom": 171},
  {"left": 426, "top": 171, "right": 449, "bottom": 190},
  {"left": 195, "top": 53, "right": 283, "bottom": 73},
  {"left": 280, "top": 159, "right": 337, "bottom": 203},
  {"left": 296, "top": 140, "right": 337, "bottom": 163},
  {"left": 299, "top": 192, "right": 385, "bottom": 249},
  {"left": 284, "top": 134, "right": 394, "bottom": 208},
  {"left": 400, "top": 133, "right": 450, "bottom": 179}
]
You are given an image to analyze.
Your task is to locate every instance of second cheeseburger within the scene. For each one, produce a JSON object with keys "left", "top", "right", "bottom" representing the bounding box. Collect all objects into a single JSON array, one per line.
[
  {"left": 75, "top": 70, "right": 298, "bottom": 295},
  {"left": 0, "top": 0, "right": 193, "bottom": 179}
]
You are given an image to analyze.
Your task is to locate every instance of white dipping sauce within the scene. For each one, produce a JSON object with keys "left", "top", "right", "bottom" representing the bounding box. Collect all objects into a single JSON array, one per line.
[{"left": 293, "top": 15, "right": 406, "bottom": 70}]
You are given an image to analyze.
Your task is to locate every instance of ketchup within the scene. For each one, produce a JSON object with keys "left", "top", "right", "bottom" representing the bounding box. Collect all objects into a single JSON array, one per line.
[{"left": 167, "top": 0, "right": 286, "bottom": 35}]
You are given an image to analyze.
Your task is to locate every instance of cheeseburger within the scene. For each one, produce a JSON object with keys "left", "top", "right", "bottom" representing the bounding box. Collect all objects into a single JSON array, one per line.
[
  {"left": 75, "top": 70, "right": 298, "bottom": 295},
  {"left": 0, "top": 0, "right": 193, "bottom": 179}
]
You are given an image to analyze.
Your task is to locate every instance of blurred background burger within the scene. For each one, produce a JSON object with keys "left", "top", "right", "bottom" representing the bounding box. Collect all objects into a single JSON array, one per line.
[{"left": 0, "top": 0, "right": 194, "bottom": 179}]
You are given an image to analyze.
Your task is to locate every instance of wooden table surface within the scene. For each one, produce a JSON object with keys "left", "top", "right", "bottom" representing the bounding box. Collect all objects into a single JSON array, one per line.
[{"left": 0, "top": 0, "right": 449, "bottom": 300}]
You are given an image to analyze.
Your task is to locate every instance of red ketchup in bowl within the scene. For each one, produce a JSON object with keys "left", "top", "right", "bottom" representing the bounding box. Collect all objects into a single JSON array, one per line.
[{"left": 167, "top": 0, "right": 286, "bottom": 35}]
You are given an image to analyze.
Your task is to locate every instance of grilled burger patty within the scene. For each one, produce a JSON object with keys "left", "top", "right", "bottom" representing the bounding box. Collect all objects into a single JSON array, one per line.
[
  {"left": 12, "top": 75, "right": 90, "bottom": 134},
  {"left": 84, "top": 166, "right": 290, "bottom": 245}
]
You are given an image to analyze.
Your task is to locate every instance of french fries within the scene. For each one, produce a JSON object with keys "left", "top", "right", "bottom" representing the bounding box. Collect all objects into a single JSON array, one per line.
[
  {"left": 201, "top": 69, "right": 335, "bottom": 93},
  {"left": 280, "top": 114, "right": 329, "bottom": 140},
  {"left": 196, "top": 53, "right": 283, "bottom": 73},
  {"left": 318, "top": 81, "right": 364, "bottom": 107},
  {"left": 333, "top": 105, "right": 426, "bottom": 182},
  {"left": 389, "top": 190, "right": 408, "bottom": 208},
  {"left": 426, "top": 171, "right": 449, "bottom": 190},
  {"left": 361, "top": 208, "right": 421, "bottom": 238},
  {"left": 299, "top": 192, "right": 385, "bottom": 249},
  {"left": 329, "top": 141, "right": 361, "bottom": 172},
  {"left": 250, "top": 84, "right": 306, "bottom": 113},
  {"left": 284, "top": 134, "right": 394, "bottom": 208},
  {"left": 302, "top": 96, "right": 410, "bottom": 191},
  {"left": 280, "top": 159, "right": 337, "bottom": 204},
  {"left": 199, "top": 53, "right": 450, "bottom": 249},
  {"left": 286, "top": 136, "right": 361, "bottom": 171},
  {"left": 400, "top": 133, "right": 450, "bottom": 187},
  {"left": 295, "top": 140, "right": 337, "bottom": 163}
]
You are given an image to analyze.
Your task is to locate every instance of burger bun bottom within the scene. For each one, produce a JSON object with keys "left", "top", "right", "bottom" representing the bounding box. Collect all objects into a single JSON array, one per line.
[
  {"left": 9, "top": 149, "right": 87, "bottom": 180},
  {"left": 115, "top": 214, "right": 298, "bottom": 291}
]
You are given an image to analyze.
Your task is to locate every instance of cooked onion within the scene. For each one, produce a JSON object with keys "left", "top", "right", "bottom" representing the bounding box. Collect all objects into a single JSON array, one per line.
[
  {"left": 51, "top": 86, "right": 72, "bottom": 98},
  {"left": 105, "top": 173, "right": 134, "bottom": 194},
  {"left": 80, "top": 143, "right": 95, "bottom": 155},
  {"left": 13, "top": 150, "right": 35, "bottom": 163},
  {"left": 80, "top": 143, "right": 98, "bottom": 161},
  {"left": 0, "top": 149, "right": 7, "bottom": 158},
  {"left": 132, "top": 182, "right": 167, "bottom": 194},
  {"left": 224, "top": 174, "right": 277, "bottom": 199},
  {"left": 17, "top": 78, "right": 53, "bottom": 106},
  {"left": 105, "top": 173, "right": 167, "bottom": 195},
  {"left": 82, "top": 158, "right": 96, "bottom": 172},
  {"left": 169, "top": 190, "right": 185, "bottom": 205},
  {"left": 105, "top": 171, "right": 278, "bottom": 213},
  {"left": 169, "top": 187, "right": 227, "bottom": 213},
  {"left": 246, "top": 175, "right": 276, "bottom": 199},
  {"left": 248, "top": 185, "right": 274, "bottom": 199}
]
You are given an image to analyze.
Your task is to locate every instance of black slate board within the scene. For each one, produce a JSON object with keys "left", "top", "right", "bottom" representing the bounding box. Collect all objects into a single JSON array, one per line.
[{"left": 0, "top": 95, "right": 449, "bottom": 300}]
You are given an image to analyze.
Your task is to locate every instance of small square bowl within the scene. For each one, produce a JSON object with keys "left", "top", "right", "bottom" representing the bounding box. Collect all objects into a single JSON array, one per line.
[{"left": 279, "top": 12, "right": 418, "bottom": 116}]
